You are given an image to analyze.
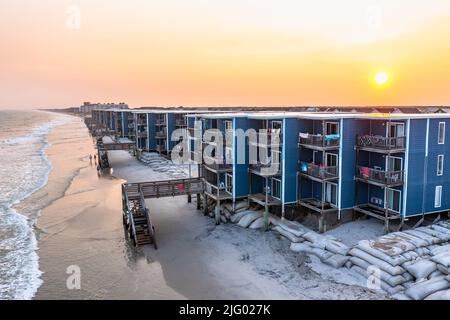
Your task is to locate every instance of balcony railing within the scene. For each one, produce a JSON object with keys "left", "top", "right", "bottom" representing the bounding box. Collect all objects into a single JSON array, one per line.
[
  {"left": 155, "top": 118, "right": 166, "bottom": 126},
  {"left": 299, "top": 133, "right": 340, "bottom": 148},
  {"left": 355, "top": 166, "right": 404, "bottom": 185},
  {"left": 176, "top": 119, "right": 187, "bottom": 127},
  {"left": 137, "top": 120, "right": 147, "bottom": 126},
  {"left": 356, "top": 135, "right": 406, "bottom": 150},
  {"left": 137, "top": 131, "right": 148, "bottom": 137},
  {"left": 299, "top": 162, "right": 339, "bottom": 180},
  {"left": 155, "top": 131, "right": 167, "bottom": 139},
  {"left": 204, "top": 181, "right": 232, "bottom": 199},
  {"left": 203, "top": 155, "right": 232, "bottom": 171}
]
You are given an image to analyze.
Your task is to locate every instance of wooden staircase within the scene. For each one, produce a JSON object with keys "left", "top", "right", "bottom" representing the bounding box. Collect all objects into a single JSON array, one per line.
[
  {"left": 121, "top": 178, "right": 204, "bottom": 248},
  {"left": 122, "top": 184, "right": 157, "bottom": 249}
]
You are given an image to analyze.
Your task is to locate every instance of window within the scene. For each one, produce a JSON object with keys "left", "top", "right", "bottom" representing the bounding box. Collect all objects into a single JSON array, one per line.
[
  {"left": 224, "top": 121, "right": 232, "bottom": 131},
  {"left": 325, "top": 182, "right": 338, "bottom": 206},
  {"left": 437, "top": 155, "right": 444, "bottom": 176},
  {"left": 225, "top": 173, "right": 233, "bottom": 194},
  {"left": 435, "top": 186, "right": 442, "bottom": 208},
  {"left": 438, "top": 122, "right": 445, "bottom": 144},
  {"left": 272, "top": 178, "right": 281, "bottom": 200},
  {"left": 326, "top": 122, "right": 339, "bottom": 135},
  {"left": 386, "top": 188, "right": 401, "bottom": 213},
  {"left": 225, "top": 147, "right": 233, "bottom": 164}
]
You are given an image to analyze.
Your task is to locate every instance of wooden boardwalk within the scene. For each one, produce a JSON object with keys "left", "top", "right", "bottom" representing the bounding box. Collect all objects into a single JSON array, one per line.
[{"left": 122, "top": 178, "right": 204, "bottom": 248}]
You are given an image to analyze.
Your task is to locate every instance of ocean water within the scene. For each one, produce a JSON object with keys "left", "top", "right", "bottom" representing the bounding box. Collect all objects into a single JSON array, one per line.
[{"left": 0, "top": 110, "right": 71, "bottom": 299}]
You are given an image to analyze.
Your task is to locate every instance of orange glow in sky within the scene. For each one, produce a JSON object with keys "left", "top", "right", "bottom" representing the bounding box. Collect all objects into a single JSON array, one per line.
[{"left": 2, "top": 0, "right": 450, "bottom": 109}]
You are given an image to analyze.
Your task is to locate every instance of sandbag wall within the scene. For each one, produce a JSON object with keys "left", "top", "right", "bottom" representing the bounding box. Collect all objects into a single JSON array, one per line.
[{"left": 282, "top": 219, "right": 450, "bottom": 300}]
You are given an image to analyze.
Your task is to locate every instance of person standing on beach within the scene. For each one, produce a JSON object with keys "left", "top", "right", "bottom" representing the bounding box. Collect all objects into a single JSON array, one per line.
[{"left": 89, "top": 154, "right": 93, "bottom": 164}]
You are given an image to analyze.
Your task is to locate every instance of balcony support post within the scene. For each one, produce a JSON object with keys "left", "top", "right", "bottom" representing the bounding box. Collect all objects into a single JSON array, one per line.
[{"left": 264, "top": 177, "right": 269, "bottom": 230}]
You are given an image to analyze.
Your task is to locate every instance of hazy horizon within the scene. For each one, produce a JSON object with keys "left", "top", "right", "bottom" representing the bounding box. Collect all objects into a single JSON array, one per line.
[{"left": 2, "top": 1, "right": 450, "bottom": 110}]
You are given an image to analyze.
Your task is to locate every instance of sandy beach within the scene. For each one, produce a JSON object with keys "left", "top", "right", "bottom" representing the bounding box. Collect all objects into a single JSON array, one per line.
[{"left": 33, "top": 115, "right": 384, "bottom": 300}]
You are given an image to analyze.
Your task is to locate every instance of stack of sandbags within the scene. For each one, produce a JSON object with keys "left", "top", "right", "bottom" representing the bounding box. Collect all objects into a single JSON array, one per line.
[
  {"left": 278, "top": 220, "right": 351, "bottom": 268},
  {"left": 342, "top": 222, "right": 450, "bottom": 297},
  {"left": 226, "top": 209, "right": 265, "bottom": 229}
]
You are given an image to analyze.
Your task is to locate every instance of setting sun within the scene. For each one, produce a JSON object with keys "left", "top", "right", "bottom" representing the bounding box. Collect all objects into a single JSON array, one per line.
[{"left": 375, "top": 72, "right": 389, "bottom": 85}]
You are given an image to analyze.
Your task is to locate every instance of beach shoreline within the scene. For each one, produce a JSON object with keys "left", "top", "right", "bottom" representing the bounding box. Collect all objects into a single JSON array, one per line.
[{"left": 31, "top": 114, "right": 384, "bottom": 300}]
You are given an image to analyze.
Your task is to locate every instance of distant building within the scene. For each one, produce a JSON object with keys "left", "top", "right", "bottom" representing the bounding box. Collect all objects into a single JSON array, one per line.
[{"left": 79, "top": 102, "right": 128, "bottom": 114}]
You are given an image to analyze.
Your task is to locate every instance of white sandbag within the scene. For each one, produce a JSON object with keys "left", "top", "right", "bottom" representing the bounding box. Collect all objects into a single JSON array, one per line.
[
  {"left": 430, "top": 244, "right": 450, "bottom": 256},
  {"left": 237, "top": 211, "right": 262, "bottom": 228},
  {"left": 278, "top": 219, "right": 309, "bottom": 238},
  {"left": 269, "top": 214, "right": 281, "bottom": 226},
  {"left": 325, "top": 239, "right": 351, "bottom": 256},
  {"left": 403, "top": 272, "right": 414, "bottom": 282},
  {"left": 424, "top": 289, "right": 450, "bottom": 300},
  {"left": 431, "top": 251, "right": 450, "bottom": 267},
  {"left": 404, "top": 229, "right": 441, "bottom": 245},
  {"left": 223, "top": 210, "right": 231, "bottom": 219},
  {"left": 350, "top": 265, "right": 405, "bottom": 295},
  {"left": 220, "top": 215, "right": 227, "bottom": 224},
  {"left": 404, "top": 260, "right": 437, "bottom": 280},
  {"left": 405, "top": 277, "right": 450, "bottom": 300},
  {"left": 428, "top": 270, "right": 444, "bottom": 279},
  {"left": 272, "top": 226, "right": 304, "bottom": 243},
  {"left": 415, "top": 227, "right": 450, "bottom": 242},
  {"left": 323, "top": 254, "right": 349, "bottom": 268},
  {"left": 390, "top": 232, "right": 428, "bottom": 249},
  {"left": 344, "top": 260, "right": 353, "bottom": 269},
  {"left": 350, "top": 257, "right": 406, "bottom": 287},
  {"left": 350, "top": 265, "right": 404, "bottom": 295},
  {"left": 303, "top": 232, "right": 328, "bottom": 249},
  {"left": 351, "top": 265, "right": 403, "bottom": 295},
  {"left": 413, "top": 247, "right": 430, "bottom": 257},
  {"left": 436, "top": 264, "right": 450, "bottom": 275},
  {"left": 290, "top": 243, "right": 333, "bottom": 260},
  {"left": 437, "top": 220, "right": 450, "bottom": 230},
  {"left": 357, "top": 240, "right": 408, "bottom": 266},
  {"left": 230, "top": 210, "right": 255, "bottom": 223},
  {"left": 431, "top": 224, "right": 450, "bottom": 236},
  {"left": 402, "top": 251, "right": 419, "bottom": 261},
  {"left": 249, "top": 217, "right": 265, "bottom": 229},
  {"left": 447, "top": 274, "right": 450, "bottom": 281},
  {"left": 234, "top": 201, "right": 248, "bottom": 211},
  {"left": 392, "top": 293, "right": 412, "bottom": 300},
  {"left": 349, "top": 248, "right": 405, "bottom": 275}
]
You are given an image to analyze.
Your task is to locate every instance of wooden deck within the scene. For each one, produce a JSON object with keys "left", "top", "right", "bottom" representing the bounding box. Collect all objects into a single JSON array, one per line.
[
  {"left": 298, "top": 198, "right": 338, "bottom": 214},
  {"left": 248, "top": 193, "right": 281, "bottom": 206}
]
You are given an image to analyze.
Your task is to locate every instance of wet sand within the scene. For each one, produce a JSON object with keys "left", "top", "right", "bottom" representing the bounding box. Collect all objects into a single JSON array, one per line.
[{"left": 34, "top": 116, "right": 383, "bottom": 300}]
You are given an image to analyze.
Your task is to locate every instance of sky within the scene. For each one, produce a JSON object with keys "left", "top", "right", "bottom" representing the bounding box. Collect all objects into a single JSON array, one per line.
[{"left": 2, "top": 0, "right": 450, "bottom": 109}]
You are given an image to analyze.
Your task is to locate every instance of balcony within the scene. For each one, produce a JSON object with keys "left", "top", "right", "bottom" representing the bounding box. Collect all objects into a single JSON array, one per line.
[
  {"left": 176, "top": 119, "right": 187, "bottom": 127},
  {"left": 137, "top": 131, "right": 148, "bottom": 138},
  {"left": 249, "top": 162, "right": 281, "bottom": 177},
  {"left": 203, "top": 155, "right": 232, "bottom": 172},
  {"left": 249, "top": 130, "right": 282, "bottom": 147},
  {"left": 155, "top": 119, "right": 166, "bottom": 126},
  {"left": 299, "top": 133, "right": 340, "bottom": 150},
  {"left": 299, "top": 162, "right": 338, "bottom": 181},
  {"left": 155, "top": 131, "right": 167, "bottom": 139},
  {"left": 355, "top": 166, "right": 404, "bottom": 187},
  {"left": 137, "top": 120, "right": 147, "bottom": 126},
  {"left": 204, "top": 181, "right": 233, "bottom": 200},
  {"left": 356, "top": 135, "right": 406, "bottom": 153}
]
